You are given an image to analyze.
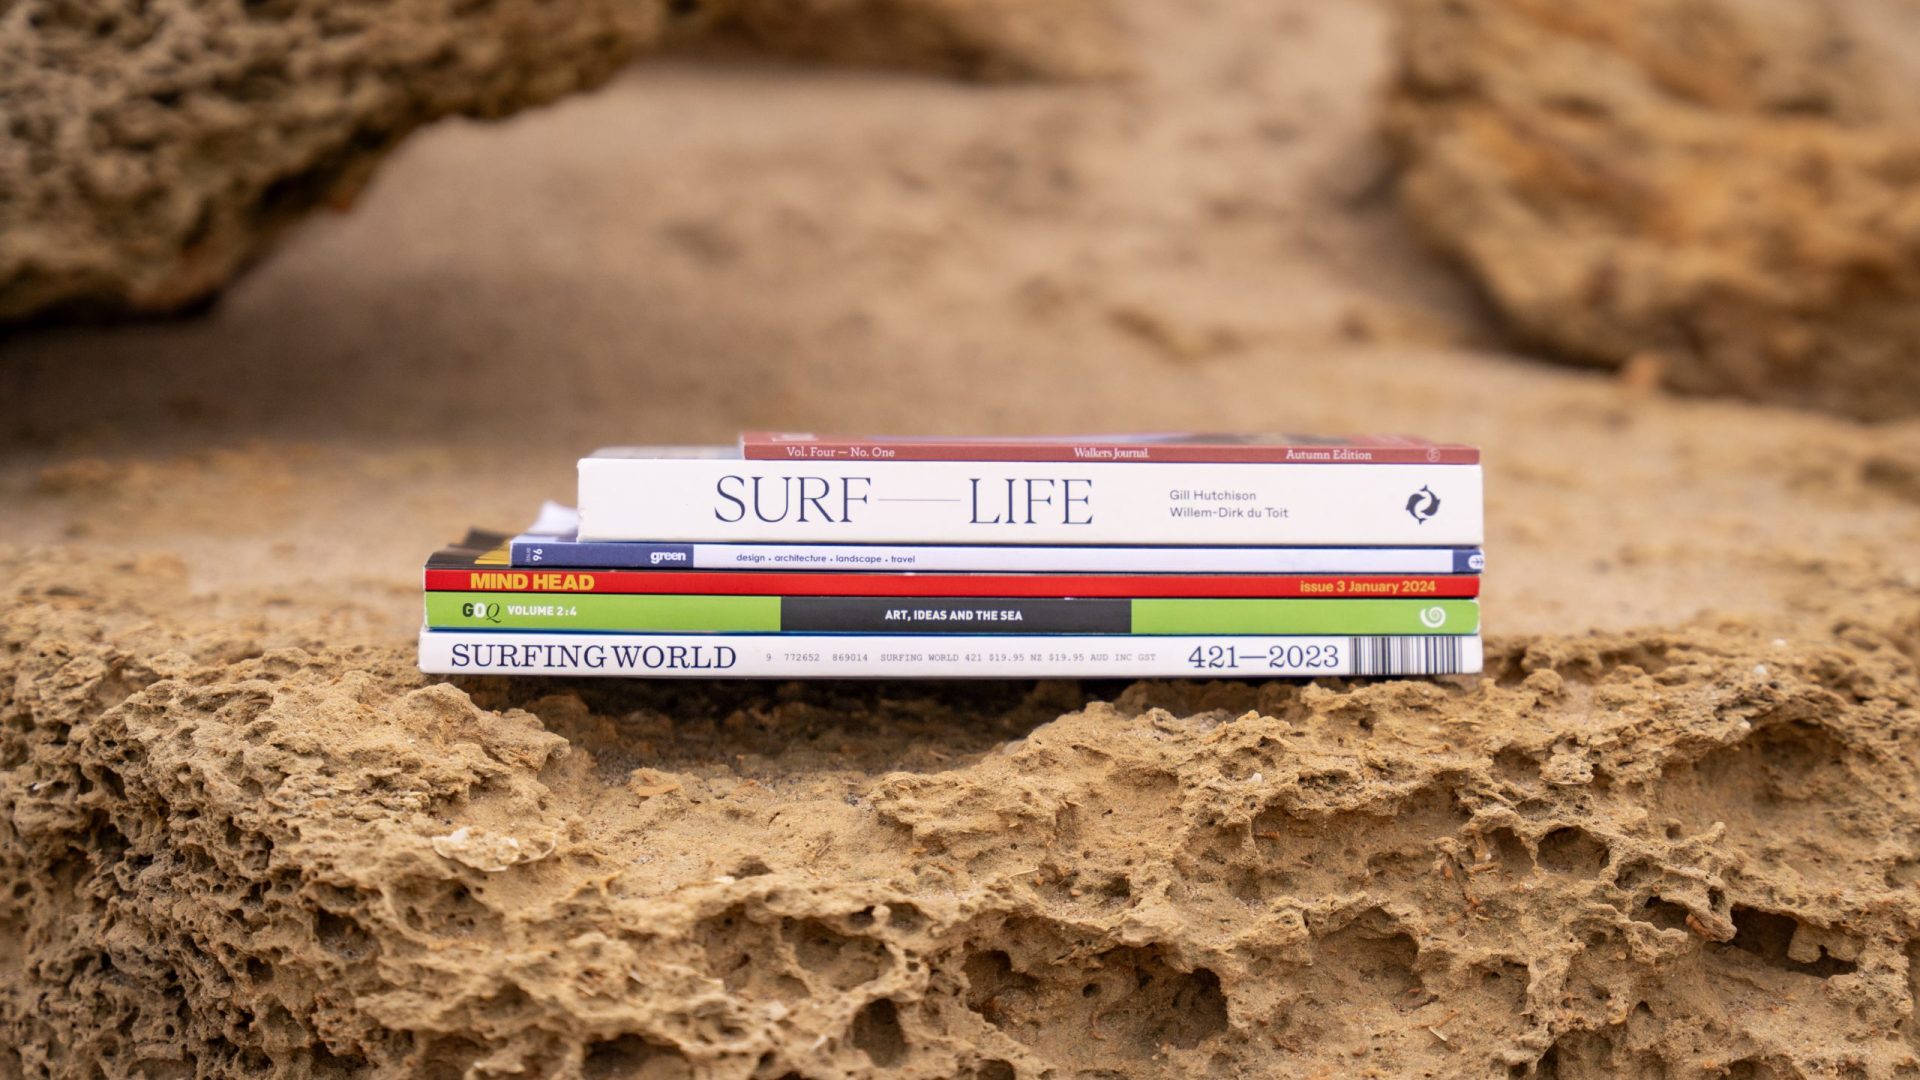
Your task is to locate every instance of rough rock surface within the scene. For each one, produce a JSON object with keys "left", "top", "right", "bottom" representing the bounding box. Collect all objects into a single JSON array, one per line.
[
  {"left": 0, "top": 0, "right": 1122, "bottom": 324},
  {"left": 5, "top": 549, "right": 1919, "bottom": 1077},
  {"left": 0, "top": 0, "right": 680, "bottom": 323},
  {"left": 697, "top": 0, "right": 1131, "bottom": 81},
  {"left": 1386, "top": 0, "right": 1920, "bottom": 420}
]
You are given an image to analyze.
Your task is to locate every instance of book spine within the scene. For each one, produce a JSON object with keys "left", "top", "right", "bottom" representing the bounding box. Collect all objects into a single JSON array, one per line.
[
  {"left": 424, "top": 594, "right": 1480, "bottom": 635},
  {"left": 742, "top": 437, "right": 1480, "bottom": 465},
  {"left": 512, "top": 538, "right": 699, "bottom": 568},
  {"left": 576, "top": 459, "right": 1483, "bottom": 545},
  {"left": 427, "top": 568, "right": 1482, "bottom": 599},
  {"left": 427, "top": 593, "right": 778, "bottom": 632},
  {"left": 511, "top": 539, "right": 1485, "bottom": 574},
  {"left": 420, "top": 630, "right": 1484, "bottom": 678}
]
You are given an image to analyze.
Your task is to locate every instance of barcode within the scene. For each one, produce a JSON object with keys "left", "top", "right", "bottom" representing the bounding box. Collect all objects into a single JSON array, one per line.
[{"left": 1349, "top": 636, "right": 1465, "bottom": 676}]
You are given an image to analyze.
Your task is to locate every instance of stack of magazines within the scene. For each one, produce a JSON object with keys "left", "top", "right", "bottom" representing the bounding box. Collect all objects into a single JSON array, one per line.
[{"left": 417, "top": 433, "right": 1485, "bottom": 678}]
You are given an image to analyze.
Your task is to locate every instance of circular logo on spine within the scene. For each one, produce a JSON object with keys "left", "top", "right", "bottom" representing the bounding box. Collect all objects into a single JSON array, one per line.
[
  {"left": 1405, "top": 485, "right": 1441, "bottom": 525},
  {"left": 1419, "top": 606, "right": 1448, "bottom": 629}
]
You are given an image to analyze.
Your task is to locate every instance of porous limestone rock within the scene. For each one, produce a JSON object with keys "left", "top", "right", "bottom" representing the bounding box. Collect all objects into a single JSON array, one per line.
[
  {"left": 0, "top": 0, "right": 1124, "bottom": 324},
  {"left": 0, "top": 0, "right": 684, "bottom": 323},
  {"left": 4, "top": 548, "right": 1919, "bottom": 1076},
  {"left": 1386, "top": 0, "right": 1920, "bottom": 420}
]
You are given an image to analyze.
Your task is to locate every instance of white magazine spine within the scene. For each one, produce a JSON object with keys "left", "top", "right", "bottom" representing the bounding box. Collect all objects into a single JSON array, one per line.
[
  {"left": 576, "top": 458, "right": 1482, "bottom": 545},
  {"left": 420, "top": 630, "right": 1483, "bottom": 679}
]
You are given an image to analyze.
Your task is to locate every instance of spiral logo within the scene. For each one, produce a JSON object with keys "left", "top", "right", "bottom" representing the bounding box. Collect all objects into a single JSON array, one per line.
[
  {"left": 1419, "top": 606, "right": 1448, "bottom": 629},
  {"left": 1405, "top": 485, "right": 1441, "bottom": 525}
]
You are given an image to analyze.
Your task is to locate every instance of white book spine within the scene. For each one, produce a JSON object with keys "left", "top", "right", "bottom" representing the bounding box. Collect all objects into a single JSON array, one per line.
[
  {"left": 419, "top": 630, "right": 1483, "bottom": 679},
  {"left": 576, "top": 459, "right": 1483, "bottom": 545}
]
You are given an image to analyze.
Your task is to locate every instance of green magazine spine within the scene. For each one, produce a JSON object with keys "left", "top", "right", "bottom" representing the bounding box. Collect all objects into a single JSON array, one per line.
[{"left": 424, "top": 593, "right": 1479, "bottom": 635}]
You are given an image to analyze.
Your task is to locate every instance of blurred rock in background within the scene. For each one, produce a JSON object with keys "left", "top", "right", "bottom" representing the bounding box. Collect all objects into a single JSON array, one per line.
[
  {"left": 1386, "top": 0, "right": 1920, "bottom": 420},
  {"left": 0, "top": 0, "right": 1124, "bottom": 326},
  {"left": 690, "top": 0, "right": 1131, "bottom": 80}
]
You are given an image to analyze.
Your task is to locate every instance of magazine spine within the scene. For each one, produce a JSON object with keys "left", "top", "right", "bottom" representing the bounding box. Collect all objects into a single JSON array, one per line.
[
  {"left": 423, "top": 594, "right": 1480, "bottom": 635},
  {"left": 419, "top": 630, "right": 1484, "bottom": 678},
  {"left": 427, "top": 568, "right": 1481, "bottom": 599},
  {"left": 576, "top": 459, "right": 1483, "bottom": 545},
  {"left": 510, "top": 539, "right": 1485, "bottom": 574},
  {"left": 741, "top": 435, "right": 1479, "bottom": 465}
]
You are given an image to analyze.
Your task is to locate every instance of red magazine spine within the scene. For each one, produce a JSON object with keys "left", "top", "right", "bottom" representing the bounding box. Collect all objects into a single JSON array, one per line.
[
  {"left": 423, "top": 569, "right": 1482, "bottom": 599},
  {"left": 740, "top": 437, "right": 1479, "bottom": 465}
]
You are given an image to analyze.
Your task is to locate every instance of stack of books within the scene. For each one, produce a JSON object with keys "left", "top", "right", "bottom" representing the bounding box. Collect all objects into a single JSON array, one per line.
[{"left": 418, "top": 433, "right": 1485, "bottom": 678}]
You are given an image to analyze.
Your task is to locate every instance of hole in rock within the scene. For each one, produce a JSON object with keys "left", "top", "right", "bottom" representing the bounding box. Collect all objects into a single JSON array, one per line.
[
  {"left": 963, "top": 949, "right": 1039, "bottom": 1023},
  {"left": 1724, "top": 906, "right": 1857, "bottom": 977},
  {"left": 583, "top": 1034, "right": 691, "bottom": 1080},
  {"left": 1537, "top": 827, "right": 1610, "bottom": 875},
  {"left": 786, "top": 917, "right": 889, "bottom": 989},
  {"left": 886, "top": 903, "right": 926, "bottom": 932},
  {"left": 1313, "top": 909, "right": 1422, "bottom": 999},
  {"left": 314, "top": 911, "right": 374, "bottom": 960},
  {"left": 310, "top": 1045, "right": 370, "bottom": 1078},
  {"left": 1640, "top": 897, "right": 1691, "bottom": 931},
  {"left": 850, "top": 999, "right": 906, "bottom": 1067}
]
